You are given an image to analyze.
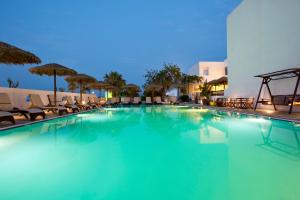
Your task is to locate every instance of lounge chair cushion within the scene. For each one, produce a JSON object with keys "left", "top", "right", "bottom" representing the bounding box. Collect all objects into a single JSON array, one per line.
[
  {"left": 0, "top": 93, "right": 15, "bottom": 111},
  {"left": 0, "top": 111, "right": 13, "bottom": 117}
]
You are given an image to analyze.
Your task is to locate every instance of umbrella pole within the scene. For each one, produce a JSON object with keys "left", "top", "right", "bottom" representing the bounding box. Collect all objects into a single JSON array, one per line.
[
  {"left": 54, "top": 70, "right": 57, "bottom": 106},
  {"left": 80, "top": 81, "right": 83, "bottom": 104}
]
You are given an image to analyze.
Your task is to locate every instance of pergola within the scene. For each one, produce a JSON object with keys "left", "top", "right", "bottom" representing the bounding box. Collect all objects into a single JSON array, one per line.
[{"left": 254, "top": 68, "right": 300, "bottom": 114}]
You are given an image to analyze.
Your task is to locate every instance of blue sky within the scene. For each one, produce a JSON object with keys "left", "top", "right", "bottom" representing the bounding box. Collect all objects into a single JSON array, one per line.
[{"left": 0, "top": 0, "right": 241, "bottom": 90}]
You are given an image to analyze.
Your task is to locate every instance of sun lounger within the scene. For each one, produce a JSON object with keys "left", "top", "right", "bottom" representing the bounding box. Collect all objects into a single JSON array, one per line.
[
  {"left": 64, "top": 96, "right": 80, "bottom": 113},
  {"left": 111, "top": 97, "right": 120, "bottom": 105},
  {"left": 87, "top": 96, "right": 98, "bottom": 109},
  {"left": 0, "top": 93, "right": 45, "bottom": 120},
  {"left": 154, "top": 96, "right": 162, "bottom": 104},
  {"left": 30, "top": 94, "right": 67, "bottom": 115},
  {"left": 146, "top": 97, "right": 152, "bottom": 104},
  {"left": 74, "top": 96, "right": 92, "bottom": 110},
  {"left": 0, "top": 111, "right": 15, "bottom": 124},
  {"left": 133, "top": 97, "right": 141, "bottom": 105},
  {"left": 169, "top": 96, "right": 178, "bottom": 104},
  {"left": 121, "top": 97, "right": 131, "bottom": 105},
  {"left": 99, "top": 98, "right": 106, "bottom": 106},
  {"left": 50, "top": 95, "right": 79, "bottom": 113}
]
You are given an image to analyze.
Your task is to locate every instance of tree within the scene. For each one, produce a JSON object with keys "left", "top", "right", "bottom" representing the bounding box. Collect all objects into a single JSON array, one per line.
[
  {"left": 143, "top": 63, "right": 183, "bottom": 97},
  {"left": 7, "top": 78, "right": 19, "bottom": 88},
  {"left": 181, "top": 74, "right": 203, "bottom": 95},
  {"left": 104, "top": 71, "right": 126, "bottom": 96},
  {"left": 199, "top": 80, "right": 212, "bottom": 100}
]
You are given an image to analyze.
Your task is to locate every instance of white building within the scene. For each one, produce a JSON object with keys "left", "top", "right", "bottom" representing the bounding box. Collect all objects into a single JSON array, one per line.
[
  {"left": 225, "top": 0, "right": 300, "bottom": 104},
  {"left": 189, "top": 61, "right": 227, "bottom": 82},
  {"left": 187, "top": 61, "right": 228, "bottom": 97}
]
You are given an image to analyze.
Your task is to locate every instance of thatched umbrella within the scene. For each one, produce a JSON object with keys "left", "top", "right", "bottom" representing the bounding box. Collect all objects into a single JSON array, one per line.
[
  {"left": 65, "top": 74, "right": 96, "bottom": 103},
  {"left": 123, "top": 83, "right": 141, "bottom": 97},
  {"left": 208, "top": 76, "right": 228, "bottom": 91},
  {"left": 88, "top": 81, "right": 110, "bottom": 90},
  {"left": 104, "top": 84, "right": 119, "bottom": 98},
  {"left": 0, "top": 41, "right": 41, "bottom": 64},
  {"left": 145, "top": 84, "right": 162, "bottom": 102},
  {"left": 29, "top": 63, "right": 77, "bottom": 105},
  {"left": 88, "top": 81, "right": 111, "bottom": 98}
]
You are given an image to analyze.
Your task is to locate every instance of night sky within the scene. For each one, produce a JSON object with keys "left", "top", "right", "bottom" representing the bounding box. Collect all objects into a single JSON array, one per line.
[{"left": 0, "top": 0, "right": 241, "bottom": 90}]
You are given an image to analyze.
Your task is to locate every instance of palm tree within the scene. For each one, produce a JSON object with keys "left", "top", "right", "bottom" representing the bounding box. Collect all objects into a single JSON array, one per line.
[
  {"left": 104, "top": 71, "right": 126, "bottom": 97},
  {"left": 199, "top": 80, "right": 212, "bottom": 101},
  {"left": 144, "top": 64, "right": 183, "bottom": 97},
  {"left": 181, "top": 74, "right": 203, "bottom": 95}
]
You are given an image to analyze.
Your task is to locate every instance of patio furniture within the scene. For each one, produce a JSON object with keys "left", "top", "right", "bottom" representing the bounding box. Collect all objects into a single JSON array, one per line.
[
  {"left": 74, "top": 96, "right": 92, "bottom": 110},
  {"left": 63, "top": 96, "right": 80, "bottom": 113},
  {"left": 146, "top": 97, "right": 152, "bottom": 104},
  {"left": 0, "top": 93, "right": 45, "bottom": 120},
  {"left": 254, "top": 68, "right": 300, "bottom": 114},
  {"left": 154, "top": 96, "right": 162, "bottom": 104},
  {"left": 0, "top": 111, "right": 15, "bottom": 124},
  {"left": 133, "top": 97, "right": 141, "bottom": 105},
  {"left": 30, "top": 94, "right": 67, "bottom": 115}
]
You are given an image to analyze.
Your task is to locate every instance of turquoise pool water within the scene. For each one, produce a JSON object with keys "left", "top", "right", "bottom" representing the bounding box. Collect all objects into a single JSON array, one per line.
[{"left": 0, "top": 106, "right": 300, "bottom": 200}]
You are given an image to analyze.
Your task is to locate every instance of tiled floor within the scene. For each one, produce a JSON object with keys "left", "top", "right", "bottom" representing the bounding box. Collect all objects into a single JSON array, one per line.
[{"left": 190, "top": 104, "right": 300, "bottom": 122}]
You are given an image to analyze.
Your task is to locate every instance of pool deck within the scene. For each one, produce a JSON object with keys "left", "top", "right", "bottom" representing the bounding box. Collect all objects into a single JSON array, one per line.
[
  {"left": 1, "top": 105, "right": 300, "bottom": 131},
  {"left": 0, "top": 109, "right": 98, "bottom": 131},
  {"left": 184, "top": 103, "right": 300, "bottom": 123}
]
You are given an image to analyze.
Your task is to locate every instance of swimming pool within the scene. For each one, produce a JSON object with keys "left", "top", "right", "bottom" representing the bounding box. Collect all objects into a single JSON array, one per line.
[{"left": 0, "top": 106, "right": 299, "bottom": 200}]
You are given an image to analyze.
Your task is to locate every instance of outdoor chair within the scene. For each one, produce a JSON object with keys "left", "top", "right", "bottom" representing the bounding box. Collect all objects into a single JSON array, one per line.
[
  {"left": 146, "top": 97, "right": 152, "bottom": 104},
  {"left": 0, "top": 111, "right": 15, "bottom": 124},
  {"left": 0, "top": 93, "right": 45, "bottom": 121},
  {"left": 30, "top": 94, "right": 67, "bottom": 115},
  {"left": 133, "top": 97, "right": 141, "bottom": 105}
]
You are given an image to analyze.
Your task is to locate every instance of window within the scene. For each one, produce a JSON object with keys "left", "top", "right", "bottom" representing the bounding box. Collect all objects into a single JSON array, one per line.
[
  {"left": 225, "top": 67, "right": 228, "bottom": 75},
  {"left": 203, "top": 69, "right": 209, "bottom": 76}
]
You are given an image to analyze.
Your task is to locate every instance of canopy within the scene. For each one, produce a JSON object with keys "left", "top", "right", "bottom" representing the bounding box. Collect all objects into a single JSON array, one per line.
[
  {"left": 65, "top": 74, "right": 96, "bottom": 103},
  {"left": 0, "top": 41, "right": 41, "bottom": 64},
  {"left": 123, "top": 83, "right": 141, "bottom": 91},
  {"left": 29, "top": 63, "right": 77, "bottom": 105}
]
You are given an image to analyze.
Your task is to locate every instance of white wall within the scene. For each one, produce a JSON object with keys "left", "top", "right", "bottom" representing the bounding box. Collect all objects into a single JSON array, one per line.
[
  {"left": 226, "top": 0, "right": 300, "bottom": 101},
  {"left": 0, "top": 87, "right": 96, "bottom": 109},
  {"left": 188, "top": 61, "right": 227, "bottom": 82},
  {"left": 199, "top": 62, "right": 226, "bottom": 82}
]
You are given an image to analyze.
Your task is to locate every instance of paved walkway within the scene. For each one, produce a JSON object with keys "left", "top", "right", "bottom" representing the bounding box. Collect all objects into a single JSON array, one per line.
[{"left": 184, "top": 104, "right": 300, "bottom": 122}]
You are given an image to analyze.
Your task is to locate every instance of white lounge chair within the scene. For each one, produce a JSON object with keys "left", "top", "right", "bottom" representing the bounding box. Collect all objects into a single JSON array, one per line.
[
  {"left": 146, "top": 97, "right": 152, "bottom": 104},
  {"left": 155, "top": 96, "right": 162, "bottom": 104},
  {"left": 0, "top": 93, "right": 45, "bottom": 120},
  {"left": 87, "top": 96, "right": 98, "bottom": 108},
  {"left": 133, "top": 97, "right": 141, "bottom": 105},
  {"left": 62, "top": 96, "right": 80, "bottom": 113},
  {"left": 170, "top": 96, "right": 178, "bottom": 104},
  {"left": 111, "top": 97, "right": 120, "bottom": 105},
  {"left": 121, "top": 97, "right": 131, "bottom": 105},
  {"left": 74, "top": 96, "right": 92, "bottom": 110},
  {"left": 30, "top": 94, "right": 67, "bottom": 115}
]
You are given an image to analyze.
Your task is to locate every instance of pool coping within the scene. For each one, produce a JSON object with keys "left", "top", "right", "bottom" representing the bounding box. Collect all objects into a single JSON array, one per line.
[
  {"left": 190, "top": 105, "right": 300, "bottom": 124},
  {"left": 0, "top": 108, "right": 100, "bottom": 131},
  {"left": 1, "top": 105, "right": 299, "bottom": 131}
]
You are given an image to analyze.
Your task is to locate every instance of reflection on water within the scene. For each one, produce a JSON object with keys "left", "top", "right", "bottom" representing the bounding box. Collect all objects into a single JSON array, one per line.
[
  {"left": 256, "top": 119, "right": 300, "bottom": 160},
  {"left": 0, "top": 106, "right": 300, "bottom": 200}
]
